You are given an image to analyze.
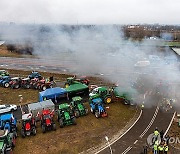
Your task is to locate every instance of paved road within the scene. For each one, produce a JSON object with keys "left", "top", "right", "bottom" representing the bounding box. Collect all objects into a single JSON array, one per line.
[{"left": 98, "top": 94, "right": 175, "bottom": 154}]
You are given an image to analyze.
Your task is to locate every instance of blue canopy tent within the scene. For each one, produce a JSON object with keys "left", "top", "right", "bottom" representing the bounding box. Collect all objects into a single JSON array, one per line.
[{"left": 39, "top": 87, "right": 67, "bottom": 102}]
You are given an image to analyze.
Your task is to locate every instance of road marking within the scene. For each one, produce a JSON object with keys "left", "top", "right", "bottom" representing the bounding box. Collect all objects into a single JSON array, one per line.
[
  {"left": 163, "top": 112, "right": 176, "bottom": 137},
  {"left": 95, "top": 110, "right": 143, "bottom": 154},
  {"left": 139, "top": 106, "right": 159, "bottom": 138},
  {"left": 134, "top": 140, "right": 138, "bottom": 144},
  {"left": 122, "top": 146, "right": 132, "bottom": 154}
]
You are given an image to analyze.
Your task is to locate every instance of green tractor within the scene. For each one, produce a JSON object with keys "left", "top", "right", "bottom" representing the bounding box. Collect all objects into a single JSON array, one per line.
[
  {"left": 70, "top": 96, "right": 88, "bottom": 117},
  {"left": 0, "top": 70, "right": 9, "bottom": 77},
  {"left": 113, "top": 87, "right": 137, "bottom": 105},
  {"left": 89, "top": 87, "right": 112, "bottom": 104},
  {"left": 57, "top": 103, "right": 76, "bottom": 128},
  {"left": 0, "top": 130, "right": 16, "bottom": 154}
]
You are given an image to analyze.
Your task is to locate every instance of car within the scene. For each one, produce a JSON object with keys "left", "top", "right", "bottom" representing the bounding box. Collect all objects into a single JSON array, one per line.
[{"left": 0, "top": 104, "right": 17, "bottom": 114}]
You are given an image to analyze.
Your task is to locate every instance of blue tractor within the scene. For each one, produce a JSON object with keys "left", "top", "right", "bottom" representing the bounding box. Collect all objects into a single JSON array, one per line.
[
  {"left": 28, "top": 71, "right": 42, "bottom": 80},
  {"left": 0, "top": 114, "right": 17, "bottom": 137},
  {"left": 0, "top": 76, "right": 11, "bottom": 88},
  {"left": 89, "top": 98, "right": 108, "bottom": 118}
]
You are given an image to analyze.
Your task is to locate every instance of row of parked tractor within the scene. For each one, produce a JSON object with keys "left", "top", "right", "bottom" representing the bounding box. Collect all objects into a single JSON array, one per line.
[{"left": 0, "top": 70, "right": 135, "bottom": 153}]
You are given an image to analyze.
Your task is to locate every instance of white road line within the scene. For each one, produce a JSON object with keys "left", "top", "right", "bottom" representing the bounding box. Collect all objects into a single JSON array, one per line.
[
  {"left": 163, "top": 112, "right": 176, "bottom": 137},
  {"left": 95, "top": 110, "right": 143, "bottom": 154},
  {"left": 122, "top": 146, "right": 132, "bottom": 154},
  {"left": 139, "top": 106, "right": 159, "bottom": 138},
  {"left": 134, "top": 140, "right": 138, "bottom": 144}
]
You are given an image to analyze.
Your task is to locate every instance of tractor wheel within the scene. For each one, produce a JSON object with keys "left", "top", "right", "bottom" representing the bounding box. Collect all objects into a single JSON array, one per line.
[
  {"left": 32, "top": 127, "right": 37, "bottom": 135},
  {"left": 104, "top": 96, "right": 112, "bottom": 104},
  {"left": 65, "top": 83, "right": 69, "bottom": 88},
  {"left": 59, "top": 119, "right": 64, "bottom": 128},
  {"left": 4, "top": 82, "right": 9, "bottom": 88},
  {"left": 72, "top": 118, "right": 77, "bottom": 125},
  {"left": 90, "top": 107, "right": 94, "bottom": 113},
  {"left": 42, "top": 125, "right": 46, "bottom": 133},
  {"left": 5, "top": 149, "right": 13, "bottom": 154},
  {"left": 74, "top": 110, "right": 80, "bottom": 118},
  {"left": 21, "top": 130, "right": 25, "bottom": 138},
  {"left": 85, "top": 108, "right": 88, "bottom": 115},
  {"left": 42, "top": 85, "right": 47, "bottom": 91},
  {"left": 15, "top": 84, "right": 20, "bottom": 89},
  {"left": 53, "top": 123, "right": 56, "bottom": 131},
  {"left": 26, "top": 84, "right": 30, "bottom": 89},
  {"left": 95, "top": 111, "right": 100, "bottom": 118}
]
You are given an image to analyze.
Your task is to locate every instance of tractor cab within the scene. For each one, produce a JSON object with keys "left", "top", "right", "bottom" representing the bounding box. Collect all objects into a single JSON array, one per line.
[
  {"left": 40, "top": 109, "right": 56, "bottom": 133},
  {"left": 58, "top": 103, "right": 76, "bottom": 127},
  {"left": 70, "top": 97, "right": 88, "bottom": 117},
  {"left": 21, "top": 78, "right": 30, "bottom": 83},
  {"left": 28, "top": 72, "right": 42, "bottom": 80},
  {"left": 9, "top": 77, "right": 22, "bottom": 89},
  {"left": 89, "top": 87, "right": 112, "bottom": 104},
  {"left": 0, "top": 114, "right": 17, "bottom": 136},
  {"left": 89, "top": 98, "right": 108, "bottom": 118},
  {"left": 0, "top": 130, "right": 15, "bottom": 153}
]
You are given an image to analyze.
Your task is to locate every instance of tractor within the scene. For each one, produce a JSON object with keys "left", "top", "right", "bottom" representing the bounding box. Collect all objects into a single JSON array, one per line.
[
  {"left": 28, "top": 71, "right": 42, "bottom": 80},
  {"left": 30, "top": 78, "right": 39, "bottom": 89},
  {"left": 70, "top": 96, "right": 88, "bottom": 117},
  {"left": 21, "top": 78, "right": 31, "bottom": 89},
  {"left": 39, "top": 109, "right": 56, "bottom": 133},
  {"left": 89, "top": 97, "right": 108, "bottom": 118},
  {"left": 0, "top": 130, "right": 16, "bottom": 154},
  {"left": 36, "top": 79, "right": 53, "bottom": 91},
  {"left": 9, "top": 77, "right": 22, "bottom": 89},
  {"left": 64, "top": 77, "right": 76, "bottom": 88},
  {"left": 113, "top": 86, "right": 137, "bottom": 105},
  {"left": 89, "top": 87, "right": 112, "bottom": 104},
  {"left": 21, "top": 113, "right": 37, "bottom": 138},
  {"left": 0, "top": 70, "right": 9, "bottom": 77},
  {"left": 0, "top": 76, "right": 11, "bottom": 88},
  {"left": 74, "top": 76, "right": 90, "bottom": 86},
  {"left": 0, "top": 114, "right": 17, "bottom": 138},
  {"left": 57, "top": 103, "right": 76, "bottom": 128}
]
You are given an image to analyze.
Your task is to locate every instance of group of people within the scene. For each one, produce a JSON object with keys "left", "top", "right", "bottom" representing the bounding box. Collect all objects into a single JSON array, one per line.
[{"left": 153, "top": 128, "right": 170, "bottom": 154}]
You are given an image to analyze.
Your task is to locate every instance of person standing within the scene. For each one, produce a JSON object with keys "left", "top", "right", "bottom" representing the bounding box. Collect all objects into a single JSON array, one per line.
[
  {"left": 153, "top": 141, "right": 158, "bottom": 154},
  {"left": 158, "top": 143, "right": 164, "bottom": 154},
  {"left": 164, "top": 143, "right": 169, "bottom": 154}
]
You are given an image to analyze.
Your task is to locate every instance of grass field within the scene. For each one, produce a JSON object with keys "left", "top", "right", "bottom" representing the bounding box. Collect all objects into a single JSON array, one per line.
[{"left": 0, "top": 68, "right": 137, "bottom": 154}]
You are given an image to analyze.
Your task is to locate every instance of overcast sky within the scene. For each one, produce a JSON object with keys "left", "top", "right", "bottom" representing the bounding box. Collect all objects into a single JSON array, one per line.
[{"left": 0, "top": 0, "right": 179, "bottom": 24}]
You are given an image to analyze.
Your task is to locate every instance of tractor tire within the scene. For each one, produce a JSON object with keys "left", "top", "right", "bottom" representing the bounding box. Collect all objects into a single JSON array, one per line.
[
  {"left": 74, "top": 110, "right": 80, "bottom": 118},
  {"left": 52, "top": 123, "right": 56, "bottom": 131},
  {"left": 32, "top": 127, "right": 37, "bottom": 135},
  {"left": 59, "top": 119, "right": 64, "bottom": 128},
  {"left": 90, "top": 107, "right": 94, "bottom": 113},
  {"left": 42, "top": 85, "right": 47, "bottom": 91},
  {"left": 104, "top": 96, "right": 112, "bottom": 104},
  {"left": 26, "top": 84, "right": 30, "bottom": 89},
  {"left": 95, "top": 111, "right": 100, "bottom": 118},
  {"left": 65, "top": 83, "right": 70, "bottom": 88},
  {"left": 4, "top": 82, "right": 9, "bottom": 88},
  {"left": 72, "top": 118, "right": 77, "bottom": 125},
  {"left": 5, "top": 149, "right": 13, "bottom": 154},
  {"left": 42, "top": 125, "right": 46, "bottom": 133},
  {"left": 85, "top": 108, "right": 88, "bottom": 115},
  {"left": 21, "top": 130, "right": 25, "bottom": 138}
]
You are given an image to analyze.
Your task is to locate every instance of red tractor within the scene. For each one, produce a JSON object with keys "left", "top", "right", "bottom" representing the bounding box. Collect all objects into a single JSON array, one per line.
[
  {"left": 21, "top": 78, "right": 31, "bottom": 89},
  {"left": 40, "top": 109, "right": 56, "bottom": 133},
  {"left": 36, "top": 79, "right": 53, "bottom": 91},
  {"left": 21, "top": 113, "right": 37, "bottom": 138},
  {"left": 9, "top": 77, "right": 22, "bottom": 89},
  {"left": 30, "top": 78, "right": 39, "bottom": 89},
  {"left": 75, "top": 76, "right": 90, "bottom": 85}
]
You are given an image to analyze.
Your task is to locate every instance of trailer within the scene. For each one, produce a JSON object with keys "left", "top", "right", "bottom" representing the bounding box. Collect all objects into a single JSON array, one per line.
[{"left": 28, "top": 100, "right": 55, "bottom": 120}]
